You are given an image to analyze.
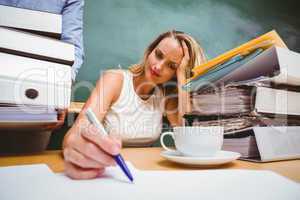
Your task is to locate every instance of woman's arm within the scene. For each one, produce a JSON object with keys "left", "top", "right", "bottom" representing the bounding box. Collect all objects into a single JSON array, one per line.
[
  {"left": 165, "top": 41, "right": 191, "bottom": 127},
  {"left": 63, "top": 70, "right": 124, "bottom": 179}
]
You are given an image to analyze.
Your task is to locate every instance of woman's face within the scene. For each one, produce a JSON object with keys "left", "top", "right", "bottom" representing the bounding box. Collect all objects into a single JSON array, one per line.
[{"left": 144, "top": 37, "right": 183, "bottom": 84}]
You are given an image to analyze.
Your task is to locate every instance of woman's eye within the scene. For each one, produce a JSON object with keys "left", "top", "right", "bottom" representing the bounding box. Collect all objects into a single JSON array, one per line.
[
  {"left": 169, "top": 63, "right": 177, "bottom": 70},
  {"left": 155, "top": 50, "right": 163, "bottom": 59}
]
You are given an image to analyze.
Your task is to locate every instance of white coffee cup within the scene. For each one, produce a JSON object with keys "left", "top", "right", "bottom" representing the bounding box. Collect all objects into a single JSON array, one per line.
[{"left": 160, "top": 126, "right": 224, "bottom": 157}]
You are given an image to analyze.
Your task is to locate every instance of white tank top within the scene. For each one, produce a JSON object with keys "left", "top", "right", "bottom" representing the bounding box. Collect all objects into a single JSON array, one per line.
[{"left": 103, "top": 70, "right": 164, "bottom": 146}]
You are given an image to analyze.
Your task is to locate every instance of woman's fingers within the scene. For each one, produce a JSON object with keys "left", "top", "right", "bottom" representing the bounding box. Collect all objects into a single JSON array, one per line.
[
  {"left": 64, "top": 160, "right": 105, "bottom": 180},
  {"left": 63, "top": 147, "right": 107, "bottom": 169},
  {"left": 81, "top": 125, "right": 121, "bottom": 156},
  {"left": 110, "top": 134, "right": 122, "bottom": 149},
  {"left": 73, "top": 136, "right": 116, "bottom": 166},
  {"left": 63, "top": 123, "right": 122, "bottom": 180},
  {"left": 177, "top": 40, "right": 190, "bottom": 74},
  {"left": 181, "top": 40, "right": 190, "bottom": 60}
]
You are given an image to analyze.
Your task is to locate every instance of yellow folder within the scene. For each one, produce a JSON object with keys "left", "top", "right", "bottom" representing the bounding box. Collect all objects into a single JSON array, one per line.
[{"left": 191, "top": 30, "right": 287, "bottom": 80}]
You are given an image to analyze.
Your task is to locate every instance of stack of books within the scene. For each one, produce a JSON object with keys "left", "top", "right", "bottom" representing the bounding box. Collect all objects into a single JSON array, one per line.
[
  {"left": 0, "top": 5, "right": 73, "bottom": 130},
  {"left": 183, "top": 31, "right": 300, "bottom": 161}
]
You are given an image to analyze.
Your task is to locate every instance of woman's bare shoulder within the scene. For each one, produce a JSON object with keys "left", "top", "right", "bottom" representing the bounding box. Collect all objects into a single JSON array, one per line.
[{"left": 99, "top": 69, "right": 125, "bottom": 102}]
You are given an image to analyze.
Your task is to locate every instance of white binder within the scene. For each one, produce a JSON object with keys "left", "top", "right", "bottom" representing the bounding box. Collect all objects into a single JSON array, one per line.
[
  {"left": 0, "top": 27, "right": 74, "bottom": 65},
  {"left": 0, "top": 5, "right": 62, "bottom": 39},
  {"left": 243, "top": 126, "right": 300, "bottom": 162},
  {"left": 0, "top": 53, "right": 71, "bottom": 109}
]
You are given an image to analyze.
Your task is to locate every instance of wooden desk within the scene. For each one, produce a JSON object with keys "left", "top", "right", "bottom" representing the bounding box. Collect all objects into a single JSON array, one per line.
[{"left": 0, "top": 147, "right": 299, "bottom": 182}]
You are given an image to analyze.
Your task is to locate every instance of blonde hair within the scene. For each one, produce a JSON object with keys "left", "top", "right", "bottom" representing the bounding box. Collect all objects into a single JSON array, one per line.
[{"left": 129, "top": 30, "right": 206, "bottom": 79}]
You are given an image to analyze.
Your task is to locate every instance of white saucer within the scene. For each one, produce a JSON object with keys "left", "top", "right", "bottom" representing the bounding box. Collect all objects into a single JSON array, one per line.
[{"left": 160, "top": 150, "right": 241, "bottom": 166}]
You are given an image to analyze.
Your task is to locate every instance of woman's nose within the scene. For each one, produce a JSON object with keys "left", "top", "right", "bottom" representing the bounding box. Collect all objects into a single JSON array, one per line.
[{"left": 154, "top": 62, "right": 164, "bottom": 72}]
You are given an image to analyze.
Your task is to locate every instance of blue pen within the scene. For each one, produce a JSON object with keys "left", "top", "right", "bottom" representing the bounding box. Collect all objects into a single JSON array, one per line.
[{"left": 85, "top": 108, "right": 134, "bottom": 182}]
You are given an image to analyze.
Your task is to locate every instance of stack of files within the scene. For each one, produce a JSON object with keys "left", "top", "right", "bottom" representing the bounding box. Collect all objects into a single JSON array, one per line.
[
  {"left": 189, "top": 30, "right": 287, "bottom": 81},
  {"left": 183, "top": 31, "right": 299, "bottom": 92},
  {"left": 183, "top": 48, "right": 264, "bottom": 92},
  {"left": 0, "top": 5, "right": 73, "bottom": 130},
  {"left": 222, "top": 131, "right": 260, "bottom": 159},
  {"left": 184, "top": 45, "right": 300, "bottom": 92},
  {"left": 191, "top": 116, "right": 254, "bottom": 134},
  {"left": 191, "top": 85, "right": 253, "bottom": 116},
  {"left": 184, "top": 31, "right": 300, "bottom": 162},
  {"left": 191, "top": 115, "right": 300, "bottom": 134},
  {"left": 189, "top": 83, "right": 300, "bottom": 134},
  {"left": 0, "top": 5, "right": 73, "bottom": 109}
]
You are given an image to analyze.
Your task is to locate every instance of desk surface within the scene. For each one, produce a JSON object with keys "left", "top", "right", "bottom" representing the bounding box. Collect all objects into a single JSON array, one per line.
[{"left": 0, "top": 147, "right": 299, "bottom": 182}]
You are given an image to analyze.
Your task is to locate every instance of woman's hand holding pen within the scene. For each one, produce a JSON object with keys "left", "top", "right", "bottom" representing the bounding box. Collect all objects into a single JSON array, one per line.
[{"left": 63, "top": 121, "right": 122, "bottom": 179}]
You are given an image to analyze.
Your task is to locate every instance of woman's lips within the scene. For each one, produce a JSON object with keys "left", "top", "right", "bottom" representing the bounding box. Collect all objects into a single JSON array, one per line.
[{"left": 150, "top": 67, "right": 160, "bottom": 77}]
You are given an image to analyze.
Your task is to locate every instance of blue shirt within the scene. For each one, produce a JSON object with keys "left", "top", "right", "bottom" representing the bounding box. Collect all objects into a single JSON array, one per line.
[{"left": 0, "top": 0, "right": 84, "bottom": 81}]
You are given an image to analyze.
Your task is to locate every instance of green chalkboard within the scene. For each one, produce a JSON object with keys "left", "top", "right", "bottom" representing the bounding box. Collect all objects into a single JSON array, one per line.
[
  {"left": 49, "top": 0, "right": 299, "bottom": 149},
  {"left": 73, "top": 0, "right": 300, "bottom": 102}
]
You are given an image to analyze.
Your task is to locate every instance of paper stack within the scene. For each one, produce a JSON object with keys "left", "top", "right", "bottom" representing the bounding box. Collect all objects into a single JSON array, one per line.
[{"left": 183, "top": 31, "right": 300, "bottom": 161}]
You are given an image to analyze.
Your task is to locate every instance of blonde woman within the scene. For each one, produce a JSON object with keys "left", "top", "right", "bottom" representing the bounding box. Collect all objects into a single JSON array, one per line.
[{"left": 63, "top": 30, "right": 206, "bottom": 179}]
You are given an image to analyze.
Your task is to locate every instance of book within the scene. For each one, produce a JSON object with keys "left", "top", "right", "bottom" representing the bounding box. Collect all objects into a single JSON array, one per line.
[
  {"left": 0, "top": 5, "right": 61, "bottom": 39},
  {"left": 0, "top": 27, "right": 74, "bottom": 65}
]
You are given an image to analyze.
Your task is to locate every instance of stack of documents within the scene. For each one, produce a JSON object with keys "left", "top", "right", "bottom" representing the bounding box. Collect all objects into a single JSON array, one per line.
[
  {"left": 184, "top": 31, "right": 300, "bottom": 160},
  {"left": 0, "top": 5, "right": 73, "bottom": 109},
  {"left": 191, "top": 85, "right": 253, "bottom": 116},
  {"left": 222, "top": 133, "right": 260, "bottom": 158},
  {"left": 190, "top": 82, "right": 300, "bottom": 134},
  {"left": 0, "top": 5, "right": 73, "bottom": 130}
]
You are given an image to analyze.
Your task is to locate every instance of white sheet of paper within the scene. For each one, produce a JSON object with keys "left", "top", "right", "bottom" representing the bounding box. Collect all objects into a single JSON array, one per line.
[
  {"left": 1, "top": 163, "right": 300, "bottom": 200},
  {"left": 0, "top": 164, "right": 63, "bottom": 200}
]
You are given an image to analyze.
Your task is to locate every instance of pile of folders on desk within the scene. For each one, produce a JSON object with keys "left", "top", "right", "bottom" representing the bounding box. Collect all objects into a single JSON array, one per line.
[
  {"left": 0, "top": 5, "right": 72, "bottom": 131},
  {"left": 183, "top": 30, "right": 300, "bottom": 160}
]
